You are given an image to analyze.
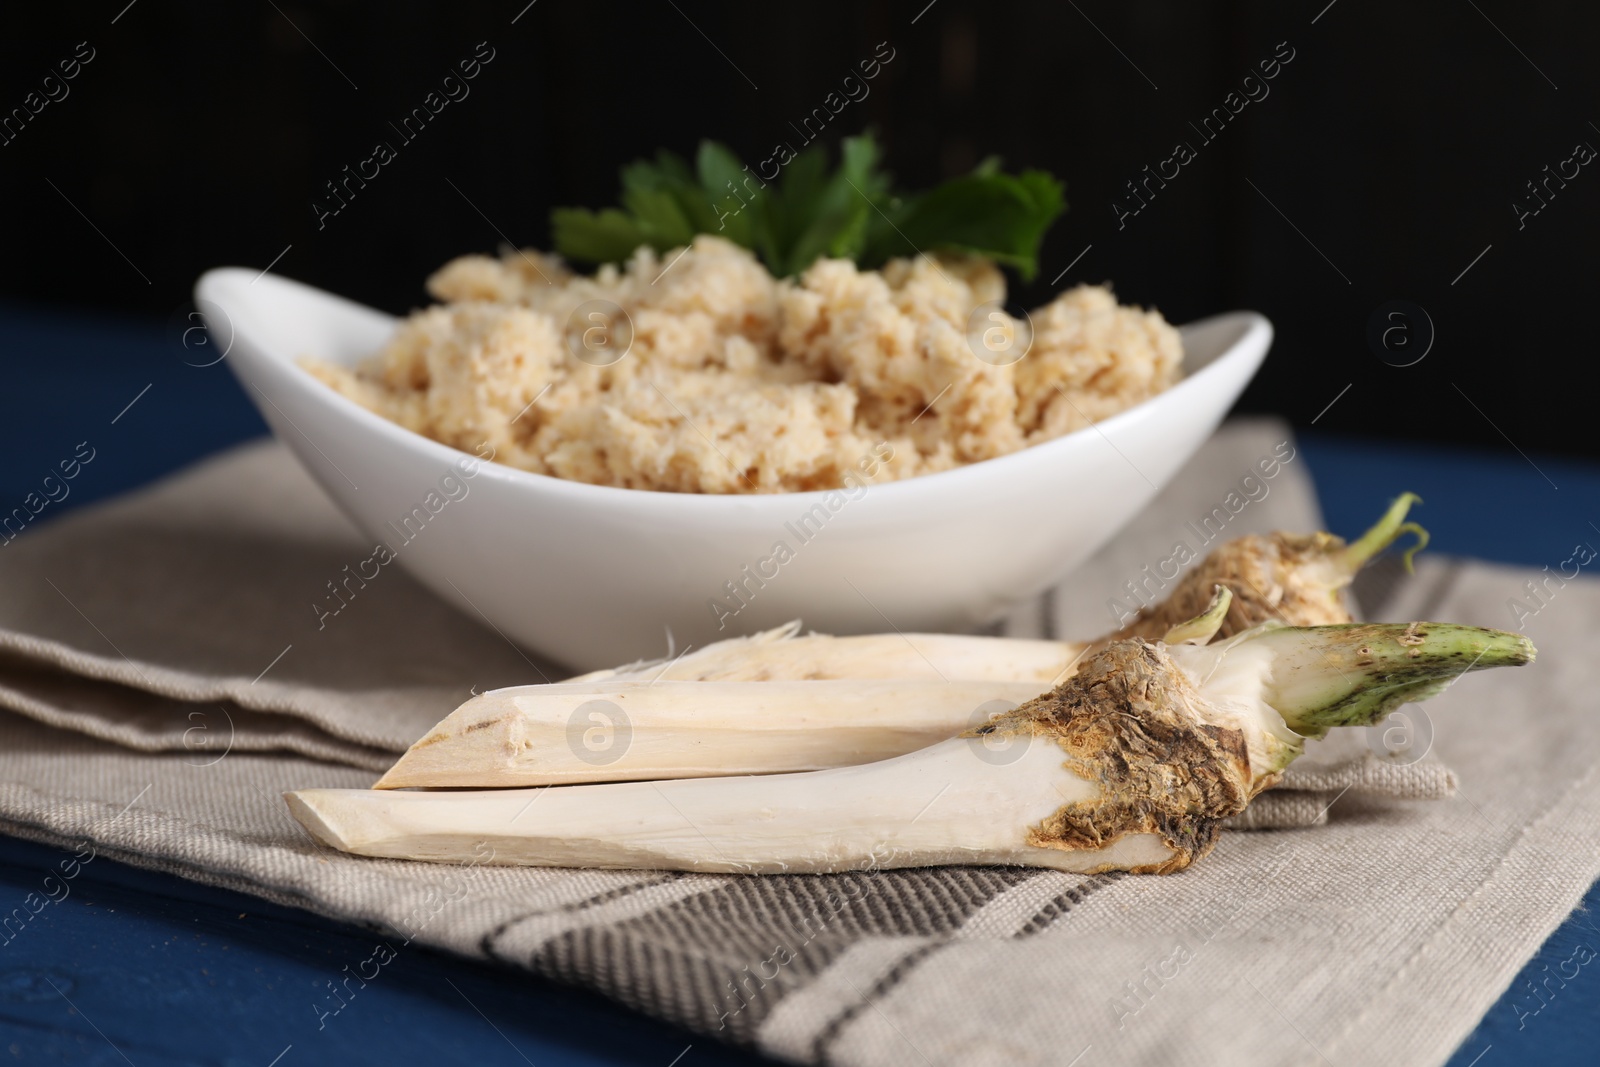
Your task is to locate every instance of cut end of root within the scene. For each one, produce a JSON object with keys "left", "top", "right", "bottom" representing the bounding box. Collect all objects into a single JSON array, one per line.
[
  {"left": 284, "top": 790, "right": 348, "bottom": 851},
  {"left": 1341, "top": 492, "right": 1429, "bottom": 575}
]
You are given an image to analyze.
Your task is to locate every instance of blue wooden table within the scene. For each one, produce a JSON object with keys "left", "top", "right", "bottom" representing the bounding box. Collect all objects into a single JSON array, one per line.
[{"left": 1, "top": 303, "right": 1596, "bottom": 1065}]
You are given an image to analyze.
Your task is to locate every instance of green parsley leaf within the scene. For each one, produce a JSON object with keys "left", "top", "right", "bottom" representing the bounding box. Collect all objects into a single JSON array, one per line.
[
  {"left": 864, "top": 168, "right": 1065, "bottom": 280},
  {"left": 551, "top": 133, "right": 1066, "bottom": 280}
]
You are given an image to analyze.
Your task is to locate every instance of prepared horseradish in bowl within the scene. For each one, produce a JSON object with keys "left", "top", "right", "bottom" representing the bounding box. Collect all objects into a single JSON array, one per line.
[{"left": 305, "top": 237, "right": 1181, "bottom": 494}]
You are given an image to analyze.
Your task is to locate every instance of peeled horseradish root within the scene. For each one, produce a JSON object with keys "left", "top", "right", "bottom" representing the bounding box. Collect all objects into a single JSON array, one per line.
[
  {"left": 374, "top": 495, "right": 1432, "bottom": 790},
  {"left": 286, "top": 600, "right": 1533, "bottom": 876},
  {"left": 372, "top": 677, "right": 1048, "bottom": 789}
]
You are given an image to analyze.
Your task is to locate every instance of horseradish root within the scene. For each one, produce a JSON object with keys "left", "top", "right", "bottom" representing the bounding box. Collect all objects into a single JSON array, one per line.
[
  {"left": 1108, "top": 492, "right": 1429, "bottom": 641},
  {"left": 374, "top": 678, "right": 1043, "bottom": 789},
  {"left": 288, "top": 619, "right": 1530, "bottom": 875},
  {"left": 379, "top": 589, "right": 1231, "bottom": 789}
]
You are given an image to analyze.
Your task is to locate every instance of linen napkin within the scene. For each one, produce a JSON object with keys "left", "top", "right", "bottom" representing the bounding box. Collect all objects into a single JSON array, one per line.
[{"left": 5, "top": 419, "right": 1589, "bottom": 1067}]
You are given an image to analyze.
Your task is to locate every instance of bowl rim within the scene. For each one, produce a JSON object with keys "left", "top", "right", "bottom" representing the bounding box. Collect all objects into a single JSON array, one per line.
[{"left": 199, "top": 267, "right": 1272, "bottom": 513}]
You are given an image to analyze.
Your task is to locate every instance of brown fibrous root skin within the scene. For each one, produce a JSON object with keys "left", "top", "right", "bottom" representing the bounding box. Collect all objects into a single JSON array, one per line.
[
  {"left": 972, "top": 639, "right": 1256, "bottom": 875},
  {"left": 1107, "top": 531, "right": 1350, "bottom": 649}
]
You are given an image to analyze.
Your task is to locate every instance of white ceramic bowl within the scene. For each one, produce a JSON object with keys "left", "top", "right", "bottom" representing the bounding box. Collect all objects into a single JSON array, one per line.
[{"left": 197, "top": 269, "right": 1271, "bottom": 671}]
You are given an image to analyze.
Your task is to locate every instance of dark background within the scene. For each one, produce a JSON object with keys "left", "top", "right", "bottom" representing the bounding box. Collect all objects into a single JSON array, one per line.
[{"left": 2, "top": 0, "right": 1595, "bottom": 458}]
